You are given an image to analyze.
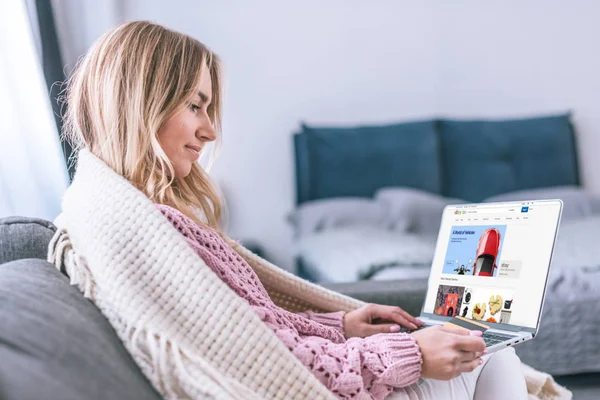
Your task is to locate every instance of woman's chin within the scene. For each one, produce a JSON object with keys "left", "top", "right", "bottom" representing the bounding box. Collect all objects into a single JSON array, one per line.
[{"left": 174, "top": 163, "right": 192, "bottom": 179}]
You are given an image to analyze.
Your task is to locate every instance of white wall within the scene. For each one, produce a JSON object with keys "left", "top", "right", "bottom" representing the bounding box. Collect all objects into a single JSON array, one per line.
[
  {"left": 432, "top": 0, "right": 600, "bottom": 191},
  {"left": 54, "top": 1, "right": 600, "bottom": 270}
]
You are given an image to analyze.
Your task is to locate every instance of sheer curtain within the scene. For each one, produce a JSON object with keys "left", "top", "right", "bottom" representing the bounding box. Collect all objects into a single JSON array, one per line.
[{"left": 0, "top": 1, "right": 69, "bottom": 220}]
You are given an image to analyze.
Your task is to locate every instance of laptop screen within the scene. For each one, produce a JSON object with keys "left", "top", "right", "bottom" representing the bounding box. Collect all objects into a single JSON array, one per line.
[{"left": 422, "top": 200, "right": 562, "bottom": 331}]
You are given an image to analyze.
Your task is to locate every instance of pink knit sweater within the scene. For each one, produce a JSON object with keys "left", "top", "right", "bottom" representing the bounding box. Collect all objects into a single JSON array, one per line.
[{"left": 158, "top": 205, "right": 422, "bottom": 400}]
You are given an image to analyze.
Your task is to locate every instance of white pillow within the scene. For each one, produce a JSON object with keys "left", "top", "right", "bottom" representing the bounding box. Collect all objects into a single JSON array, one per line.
[
  {"left": 484, "top": 186, "right": 600, "bottom": 221},
  {"left": 375, "top": 187, "right": 465, "bottom": 236},
  {"left": 287, "top": 197, "right": 388, "bottom": 238},
  {"left": 296, "top": 225, "right": 436, "bottom": 283}
]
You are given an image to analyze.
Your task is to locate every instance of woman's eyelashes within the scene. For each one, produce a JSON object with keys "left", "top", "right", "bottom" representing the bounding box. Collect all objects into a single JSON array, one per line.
[{"left": 189, "top": 103, "right": 201, "bottom": 113}]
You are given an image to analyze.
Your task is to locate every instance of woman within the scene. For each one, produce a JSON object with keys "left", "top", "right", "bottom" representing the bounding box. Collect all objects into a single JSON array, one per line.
[{"left": 61, "top": 20, "right": 528, "bottom": 400}]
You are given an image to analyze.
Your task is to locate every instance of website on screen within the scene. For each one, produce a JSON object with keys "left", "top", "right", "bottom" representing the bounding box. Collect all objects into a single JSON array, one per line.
[{"left": 423, "top": 202, "right": 561, "bottom": 329}]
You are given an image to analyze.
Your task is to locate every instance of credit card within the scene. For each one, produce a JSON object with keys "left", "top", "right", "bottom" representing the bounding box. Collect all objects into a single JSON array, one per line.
[{"left": 444, "top": 316, "right": 489, "bottom": 332}]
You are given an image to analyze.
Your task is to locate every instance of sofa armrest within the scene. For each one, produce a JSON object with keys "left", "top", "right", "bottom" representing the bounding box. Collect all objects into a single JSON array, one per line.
[
  {"left": 0, "top": 217, "right": 56, "bottom": 265},
  {"left": 321, "top": 279, "right": 428, "bottom": 317}
]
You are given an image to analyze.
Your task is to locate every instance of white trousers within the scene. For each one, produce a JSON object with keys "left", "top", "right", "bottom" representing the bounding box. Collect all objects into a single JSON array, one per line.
[{"left": 387, "top": 348, "right": 528, "bottom": 400}]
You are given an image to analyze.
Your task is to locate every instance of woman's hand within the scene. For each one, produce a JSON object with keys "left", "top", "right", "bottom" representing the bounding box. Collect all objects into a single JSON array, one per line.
[
  {"left": 343, "top": 303, "right": 424, "bottom": 338},
  {"left": 411, "top": 325, "right": 486, "bottom": 380}
]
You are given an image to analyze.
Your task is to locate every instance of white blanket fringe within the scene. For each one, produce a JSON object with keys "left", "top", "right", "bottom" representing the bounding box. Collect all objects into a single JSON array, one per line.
[
  {"left": 51, "top": 230, "right": 255, "bottom": 400},
  {"left": 49, "top": 229, "right": 94, "bottom": 298}
]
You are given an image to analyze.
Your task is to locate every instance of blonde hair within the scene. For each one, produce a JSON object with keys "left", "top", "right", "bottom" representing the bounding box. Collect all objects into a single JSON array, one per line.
[{"left": 62, "top": 20, "right": 223, "bottom": 229}]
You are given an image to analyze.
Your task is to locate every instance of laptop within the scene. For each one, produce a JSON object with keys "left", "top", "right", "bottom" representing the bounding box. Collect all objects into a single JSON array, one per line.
[{"left": 414, "top": 199, "right": 563, "bottom": 353}]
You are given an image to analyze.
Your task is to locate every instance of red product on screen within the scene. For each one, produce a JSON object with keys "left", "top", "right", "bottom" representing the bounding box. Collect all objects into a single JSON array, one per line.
[
  {"left": 472, "top": 228, "right": 501, "bottom": 277},
  {"left": 442, "top": 293, "right": 460, "bottom": 316}
]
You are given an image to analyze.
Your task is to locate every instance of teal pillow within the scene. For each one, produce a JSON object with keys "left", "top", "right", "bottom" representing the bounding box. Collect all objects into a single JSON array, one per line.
[
  {"left": 295, "top": 120, "right": 441, "bottom": 204},
  {"left": 439, "top": 114, "right": 579, "bottom": 202}
]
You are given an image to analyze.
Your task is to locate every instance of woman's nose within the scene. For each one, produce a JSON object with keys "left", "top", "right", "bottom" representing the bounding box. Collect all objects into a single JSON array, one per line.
[
  {"left": 198, "top": 119, "right": 216, "bottom": 142},
  {"left": 199, "top": 127, "right": 216, "bottom": 142}
]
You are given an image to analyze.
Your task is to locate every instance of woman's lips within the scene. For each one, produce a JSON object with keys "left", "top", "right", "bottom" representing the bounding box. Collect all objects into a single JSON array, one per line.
[{"left": 185, "top": 145, "right": 201, "bottom": 160}]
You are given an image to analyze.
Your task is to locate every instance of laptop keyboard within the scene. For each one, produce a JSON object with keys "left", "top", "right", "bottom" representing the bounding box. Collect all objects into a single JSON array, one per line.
[
  {"left": 416, "top": 324, "right": 516, "bottom": 347},
  {"left": 482, "top": 332, "right": 516, "bottom": 347}
]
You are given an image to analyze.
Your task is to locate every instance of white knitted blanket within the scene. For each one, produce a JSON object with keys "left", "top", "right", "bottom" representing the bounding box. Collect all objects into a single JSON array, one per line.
[{"left": 48, "top": 150, "right": 571, "bottom": 400}]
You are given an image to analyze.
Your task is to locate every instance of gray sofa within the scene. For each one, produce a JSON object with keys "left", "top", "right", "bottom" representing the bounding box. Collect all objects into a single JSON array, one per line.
[
  {"left": 2, "top": 216, "right": 595, "bottom": 399},
  {"left": 0, "top": 216, "right": 431, "bottom": 400},
  {"left": 0, "top": 217, "right": 164, "bottom": 400}
]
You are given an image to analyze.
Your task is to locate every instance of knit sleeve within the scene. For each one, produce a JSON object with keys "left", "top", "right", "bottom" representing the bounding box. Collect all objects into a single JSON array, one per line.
[
  {"left": 255, "top": 306, "right": 422, "bottom": 400},
  {"left": 297, "top": 310, "right": 346, "bottom": 336}
]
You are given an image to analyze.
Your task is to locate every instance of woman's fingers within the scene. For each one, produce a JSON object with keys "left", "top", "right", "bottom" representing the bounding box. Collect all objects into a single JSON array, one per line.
[
  {"left": 440, "top": 325, "right": 471, "bottom": 336},
  {"left": 459, "top": 357, "right": 483, "bottom": 373},
  {"left": 454, "top": 335, "right": 487, "bottom": 354},
  {"left": 458, "top": 350, "right": 481, "bottom": 363},
  {"left": 365, "top": 323, "right": 403, "bottom": 336},
  {"left": 391, "top": 314, "right": 417, "bottom": 330},
  {"left": 369, "top": 305, "right": 420, "bottom": 330},
  {"left": 391, "top": 307, "right": 423, "bottom": 327}
]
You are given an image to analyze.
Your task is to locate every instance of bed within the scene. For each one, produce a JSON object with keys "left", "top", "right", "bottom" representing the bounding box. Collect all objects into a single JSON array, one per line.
[
  {"left": 291, "top": 113, "right": 600, "bottom": 375},
  {"left": 291, "top": 113, "right": 584, "bottom": 283}
]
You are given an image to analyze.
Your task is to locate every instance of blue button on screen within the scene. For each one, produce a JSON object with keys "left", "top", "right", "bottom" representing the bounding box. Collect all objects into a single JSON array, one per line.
[{"left": 521, "top": 206, "right": 529, "bottom": 213}]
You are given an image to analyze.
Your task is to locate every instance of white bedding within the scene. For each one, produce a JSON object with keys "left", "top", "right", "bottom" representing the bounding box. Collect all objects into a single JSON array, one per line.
[
  {"left": 296, "top": 226, "right": 436, "bottom": 283},
  {"left": 544, "top": 214, "right": 600, "bottom": 300},
  {"left": 297, "top": 216, "right": 600, "bottom": 292},
  {"left": 369, "top": 266, "right": 431, "bottom": 281}
]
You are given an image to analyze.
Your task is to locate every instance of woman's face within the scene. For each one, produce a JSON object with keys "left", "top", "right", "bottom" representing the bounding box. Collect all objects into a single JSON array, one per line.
[{"left": 158, "top": 63, "right": 216, "bottom": 178}]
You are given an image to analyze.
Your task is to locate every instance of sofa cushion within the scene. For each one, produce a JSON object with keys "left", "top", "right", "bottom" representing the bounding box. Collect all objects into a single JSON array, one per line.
[
  {"left": 0, "top": 259, "right": 162, "bottom": 400},
  {"left": 0, "top": 217, "right": 56, "bottom": 265}
]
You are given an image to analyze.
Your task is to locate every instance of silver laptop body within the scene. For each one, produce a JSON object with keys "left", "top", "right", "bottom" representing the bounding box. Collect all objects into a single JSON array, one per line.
[{"left": 416, "top": 199, "right": 563, "bottom": 352}]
